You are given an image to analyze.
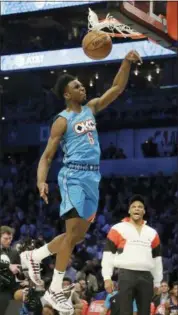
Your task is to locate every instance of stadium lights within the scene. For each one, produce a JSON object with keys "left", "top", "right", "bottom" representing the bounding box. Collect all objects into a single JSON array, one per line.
[
  {"left": 89, "top": 80, "right": 93, "bottom": 87},
  {"left": 72, "top": 27, "right": 78, "bottom": 38},
  {"left": 147, "top": 74, "right": 152, "bottom": 81},
  {"left": 134, "top": 68, "right": 139, "bottom": 76},
  {"left": 1, "top": 117, "right": 5, "bottom": 120},
  {"left": 4, "top": 76, "right": 9, "bottom": 80},
  {"left": 156, "top": 67, "right": 160, "bottom": 74}
]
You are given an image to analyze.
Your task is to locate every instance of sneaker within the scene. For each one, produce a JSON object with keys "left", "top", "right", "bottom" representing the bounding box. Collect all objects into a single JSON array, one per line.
[
  {"left": 20, "top": 251, "right": 43, "bottom": 286},
  {"left": 43, "top": 289, "right": 74, "bottom": 314},
  {"left": 63, "top": 283, "right": 75, "bottom": 293}
]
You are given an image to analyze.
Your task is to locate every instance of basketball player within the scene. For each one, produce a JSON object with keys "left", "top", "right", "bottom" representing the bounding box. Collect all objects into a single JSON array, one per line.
[{"left": 21, "top": 50, "right": 142, "bottom": 313}]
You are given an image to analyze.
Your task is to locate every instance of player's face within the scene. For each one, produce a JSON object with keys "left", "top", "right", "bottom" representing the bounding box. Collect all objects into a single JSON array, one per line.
[
  {"left": 65, "top": 80, "right": 86, "bottom": 103},
  {"left": 129, "top": 201, "right": 145, "bottom": 221}
]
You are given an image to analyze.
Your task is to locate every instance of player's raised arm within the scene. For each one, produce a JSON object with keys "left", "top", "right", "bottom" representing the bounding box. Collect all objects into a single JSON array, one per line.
[
  {"left": 87, "top": 50, "right": 142, "bottom": 114},
  {"left": 37, "top": 117, "right": 67, "bottom": 204}
]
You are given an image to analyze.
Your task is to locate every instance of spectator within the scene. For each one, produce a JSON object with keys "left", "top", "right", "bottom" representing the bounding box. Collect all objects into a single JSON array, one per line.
[
  {"left": 20, "top": 219, "right": 36, "bottom": 238},
  {"left": 116, "top": 148, "right": 127, "bottom": 159},
  {"left": 74, "top": 283, "right": 83, "bottom": 300},
  {"left": 141, "top": 137, "right": 159, "bottom": 157},
  {"left": 77, "top": 265, "right": 98, "bottom": 295},
  {"left": 102, "top": 195, "right": 163, "bottom": 315},
  {"left": 0, "top": 226, "right": 21, "bottom": 315},
  {"left": 100, "top": 282, "right": 138, "bottom": 315},
  {"left": 0, "top": 161, "right": 178, "bottom": 314},
  {"left": 160, "top": 281, "right": 170, "bottom": 304},
  {"left": 153, "top": 280, "right": 170, "bottom": 307},
  {"left": 165, "top": 282, "right": 178, "bottom": 315},
  {"left": 78, "top": 279, "right": 88, "bottom": 301},
  {"left": 65, "top": 257, "right": 77, "bottom": 282},
  {"left": 42, "top": 304, "right": 58, "bottom": 315},
  {"left": 62, "top": 277, "right": 83, "bottom": 315},
  {"left": 106, "top": 142, "right": 117, "bottom": 159}
]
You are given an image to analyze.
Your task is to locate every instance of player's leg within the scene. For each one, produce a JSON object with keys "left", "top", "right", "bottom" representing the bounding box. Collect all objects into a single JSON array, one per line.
[
  {"left": 20, "top": 168, "right": 83, "bottom": 284},
  {"left": 44, "top": 212, "right": 90, "bottom": 311},
  {"left": 20, "top": 233, "right": 66, "bottom": 285},
  {"left": 50, "top": 210, "right": 90, "bottom": 272},
  {"left": 42, "top": 172, "right": 99, "bottom": 312}
]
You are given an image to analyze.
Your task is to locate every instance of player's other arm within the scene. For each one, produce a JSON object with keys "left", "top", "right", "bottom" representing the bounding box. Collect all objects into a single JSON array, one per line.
[
  {"left": 37, "top": 117, "right": 67, "bottom": 204},
  {"left": 88, "top": 50, "right": 142, "bottom": 114}
]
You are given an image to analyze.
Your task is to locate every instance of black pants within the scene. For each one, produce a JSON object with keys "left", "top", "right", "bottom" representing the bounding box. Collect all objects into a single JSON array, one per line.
[
  {"left": 0, "top": 291, "right": 12, "bottom": 315},
  {"left": 118, "top": 269, "right": 153, "bottom": 315}
]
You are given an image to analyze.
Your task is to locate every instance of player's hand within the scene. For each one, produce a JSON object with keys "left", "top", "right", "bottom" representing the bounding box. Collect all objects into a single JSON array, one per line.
[
  {"left": 104, "top": 279, "right": 114, "bottom": 293},
  {"left": 9, "top": 264, "right": 21, "bottom": 275},
  {"left": 125, "top": 50, "right": 142, "bottom": 64},
  {"left": 37, "top": 182, "right": 49, "bottom": 204}
]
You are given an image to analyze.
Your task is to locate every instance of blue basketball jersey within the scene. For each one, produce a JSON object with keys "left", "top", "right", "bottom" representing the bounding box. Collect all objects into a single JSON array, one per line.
[{"left": 55, "top": 105, "right": 100, "bottom": 165}]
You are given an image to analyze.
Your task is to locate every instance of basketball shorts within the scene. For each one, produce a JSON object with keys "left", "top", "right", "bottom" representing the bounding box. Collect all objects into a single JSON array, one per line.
[{"left": 58, "top": 166, "right": 101, "bottom": 222}]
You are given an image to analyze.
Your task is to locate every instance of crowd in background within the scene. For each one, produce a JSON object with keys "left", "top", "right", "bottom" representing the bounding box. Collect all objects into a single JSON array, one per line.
[
  {"left": 2, "top": 84, "right": 177, "bottom": 127},
  {"left": 0, "top": 158, "right": 178, "bottom": 290}
]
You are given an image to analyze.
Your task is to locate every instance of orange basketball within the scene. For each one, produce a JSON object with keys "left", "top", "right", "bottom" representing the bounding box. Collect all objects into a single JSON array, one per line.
[
  {"left": 82, "top": 31, "right": 112, "bottom": 60},
  {"left": 14, "top": 289, "right": 23, "bottom": 301}
]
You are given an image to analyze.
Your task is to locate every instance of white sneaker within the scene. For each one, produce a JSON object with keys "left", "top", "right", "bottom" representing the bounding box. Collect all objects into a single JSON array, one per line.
[
  {"left": 63, "top": 283, "right": 75, "bottom": 293},
  {"left": 20, "top": 251, "right": 43, "bottom": 286},
  {"left": 43, "top": 289, "right": 74, "bottom": 314}
]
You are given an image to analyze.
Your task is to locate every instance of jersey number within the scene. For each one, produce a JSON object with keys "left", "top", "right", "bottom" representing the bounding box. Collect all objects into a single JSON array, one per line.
[{"left": 87, "top": 132, "right": 95, "bottom": 145}]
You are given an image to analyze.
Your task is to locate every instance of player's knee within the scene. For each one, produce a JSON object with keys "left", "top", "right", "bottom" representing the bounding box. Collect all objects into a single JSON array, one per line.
[{"left": 53, "top": 233, "right": 66, "bottom": 243}]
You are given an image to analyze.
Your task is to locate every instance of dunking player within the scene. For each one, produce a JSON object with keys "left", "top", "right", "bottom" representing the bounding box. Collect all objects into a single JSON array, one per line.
[{"left": 22, "top": 50, "right": 142, "bottom": 313}]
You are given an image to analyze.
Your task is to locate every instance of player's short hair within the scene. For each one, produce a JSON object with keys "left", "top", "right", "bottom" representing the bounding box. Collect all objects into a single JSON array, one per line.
[{"left": 53, "top": 74, "right": 75, "bottom": 100}]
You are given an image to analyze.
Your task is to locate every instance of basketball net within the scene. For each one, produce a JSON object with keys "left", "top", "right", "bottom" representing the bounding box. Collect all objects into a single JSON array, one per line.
[{"left": 88, "top": 8, "right": 146, "bottom": 39}]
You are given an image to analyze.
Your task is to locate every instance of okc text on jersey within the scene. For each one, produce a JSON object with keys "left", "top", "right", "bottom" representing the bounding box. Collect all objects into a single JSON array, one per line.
[{"left": 73, "top": 119, "right": 96, "bottom": 134}]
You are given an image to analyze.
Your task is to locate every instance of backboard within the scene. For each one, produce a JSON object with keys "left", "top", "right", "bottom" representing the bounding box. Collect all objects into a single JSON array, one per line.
[
  {"left": 121, "top": 1, "right": 167, "bottom": 33},
  {"left": 119, "top": 1, "right": 177, "bottom": 49},
  {"left": 102, "top": 1, "right": 177, "bottom": 51}
]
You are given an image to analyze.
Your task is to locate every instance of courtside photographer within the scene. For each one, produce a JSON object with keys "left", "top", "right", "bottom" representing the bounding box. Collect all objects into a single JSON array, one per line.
[{"left": 0, "top": 226, "right": 22, "bottom": 315}]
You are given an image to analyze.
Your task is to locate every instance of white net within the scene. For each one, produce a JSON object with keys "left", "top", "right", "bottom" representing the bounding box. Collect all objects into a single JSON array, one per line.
[{"left": 88, "top": 8, "right": 142, "bottom": 38}]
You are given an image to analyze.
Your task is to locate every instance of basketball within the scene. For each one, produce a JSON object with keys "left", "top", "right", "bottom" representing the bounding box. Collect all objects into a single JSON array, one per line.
[
  {"left": 82, "top": 31, "right": 112, "bottom": 60},
  {"left": 14, "top": 289, "right": 23, "bottom": 301}
]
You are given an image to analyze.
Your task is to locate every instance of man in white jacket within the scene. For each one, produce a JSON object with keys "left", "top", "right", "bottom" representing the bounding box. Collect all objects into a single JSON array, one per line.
[{"left": 101, "top": 195, "right": 163, "bottom": 315}]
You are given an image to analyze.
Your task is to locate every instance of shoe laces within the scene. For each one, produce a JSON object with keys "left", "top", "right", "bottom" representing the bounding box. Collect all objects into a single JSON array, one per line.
[
  {"left": 51, "top": 290, "right": 70, "bottom": 305},
  {"left": 30, "top": 253, "right": 41, "bottom": 277}
]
